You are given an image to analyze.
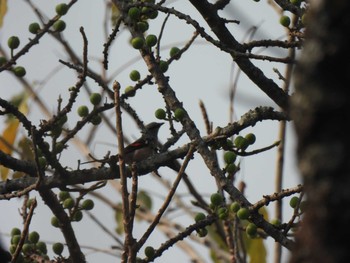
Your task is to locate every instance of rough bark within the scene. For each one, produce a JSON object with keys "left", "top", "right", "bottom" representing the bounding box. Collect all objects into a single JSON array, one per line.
[{"left": 291, "top": 0, "right": 350, "bottom": 262}]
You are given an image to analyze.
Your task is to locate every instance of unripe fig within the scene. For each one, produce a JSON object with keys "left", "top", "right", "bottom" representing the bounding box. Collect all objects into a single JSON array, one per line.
[
  {"left": 8, "top": 36, "right": 20, "bottom": 49},
  {"left": 230, "top": 201, "right": 240, "bottom": 213},
  {"left": 210, "top": 193, "right": 224, "bottom": 206},
  {"left": 22, "top": 243, "right": 33, "bottom": 254},
  {"left": 53, "top": 20, "right": 66, "bottom": 32},
  {"left": 63, "top": 197, "right": 74, "bottom": 209},
  {"left": 234, "top": 135, "right": 249, "bottom": 150},
  {"left": 51, "top": 216, "right": 59, "bottom": 228},
  {"left": 81, "top": 199, "right": 94, "bottom": 210},
  {"left": 11, "top": 228, "right": 21, "bottom": 237},
  {"left": 13, "top": 66, "right": 26, "bottom": 77},
  {"left": 129, "top": 70, "right": 141, "bottom": 81},
  {"left": 136, "top": 21, "right": 149, "bottom": 32},
  {"left": 90, "top": 114, "right": 102, "bottom": 125},
  {"left": 237, "top": 207, "right": 249, "bottom": 220},
  {"left": 29, "top": 22, "right": 40, "bottom": 34},
  {"left": 155, "top": 108, "right": 166, "bottom": 120},
  {"left": 246, "top": 223, "right": 257, "bottom": 237},
  {"left": 131, "top": 37, "right": 144, "bottom": 49},
  {"left": 245, "top": 133, "right": 256, "bottom": 145},
  {"left": 52, "top": 242, "right": 64, "bottom": 255},
  {"left": 289, "top": 196, "right": 299, "bottom": 208},
  {"left": 59, "top": 191, "right": 70, "bottom": 201},
  {"left": 72, "top": 210, "right": 83, "bottom": 221},
  {"left": 128, "top": 7, "right": 141, "bottom": 20},
  {"left": 145, "top": 34, "right": 157, "bottom": 47},
  {"left": 194, "top": 212, "right": 206, "bottom": 222},
  {"left": 226, "top": 163, "right": 237, "bottom": 173},
  {"left": 124, "top": 86, "right": 136, "bottom": 96},
  {"left": 28, "top": 231, "right": 40, "bottom": 243},
  {"left": 169, "top": 47, "right": 180, "bottom": 59},
  {"left": 90, "top": 93, "right": 102, "bottom": 105},
  {"left": 174, "top": 108, "right": 185, "bottom": 121},
  {"left": 198, "top": 228, "right": 208, "bottom": 237},
  {"left": 159, "top": 60, "right": 168, "bottom": 72},
  {"left": 224, "top": 151, "right": 237, "bottom": 164},
  {"left": 56, "top": 3, "right": 69, "bottom": 16},
  {"left": 36, "top": 241, "right": 47, "bottom": 254},
  {"left": 77, "top": 105, "right": 89, "bottom": 117},
  {"left": 0, "top": 57, "right": 6, "bottom": 66},
  {"left": 280, "top": 15, "right": 291, "bottom": 27},
  {"left": 144, "top": 246, "right": 155, "bottom": 258}
]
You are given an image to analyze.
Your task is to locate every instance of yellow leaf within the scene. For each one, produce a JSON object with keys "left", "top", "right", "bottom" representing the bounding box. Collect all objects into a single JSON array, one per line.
[
  {"left": 0, "top": 92, "right": 28, "bottom": 180},
  {"left": 0, "top": 0, "right": 7, "bottom": 28},
  {"left": 246, "top": 237, "right": 267, "bottom": 263}
]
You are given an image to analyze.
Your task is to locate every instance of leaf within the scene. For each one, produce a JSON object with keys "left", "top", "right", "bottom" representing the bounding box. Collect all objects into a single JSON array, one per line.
[
  {"left": 0, "top": 0, "right": 7, "bottom": 28},
  {"left": 244, "top": 206, "right": 269, "bottom": 263},
  {"left": 111, "top": 3, "right": 121, "bottom": 26},
  {"left": 0, "top": 92, "right": 28, "bottom": 180}
]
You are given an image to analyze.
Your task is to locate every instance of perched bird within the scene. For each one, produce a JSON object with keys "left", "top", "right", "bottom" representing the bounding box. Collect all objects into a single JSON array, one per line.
[{"left": 122, "top": 122, "right": 164, "bottom": 164}]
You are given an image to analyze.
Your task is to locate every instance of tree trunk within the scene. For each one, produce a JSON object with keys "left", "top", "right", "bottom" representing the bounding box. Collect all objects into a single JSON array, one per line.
[{"left": 291, "top": 0, "right": 350, "bottom": 262}]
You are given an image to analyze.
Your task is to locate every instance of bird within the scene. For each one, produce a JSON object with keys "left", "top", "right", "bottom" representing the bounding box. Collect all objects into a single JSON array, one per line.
[{"left": 122, "top": 122, "right": 164, "bottom": 164}]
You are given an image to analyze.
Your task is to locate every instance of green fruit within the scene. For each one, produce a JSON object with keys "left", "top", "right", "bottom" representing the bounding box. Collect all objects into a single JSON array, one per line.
[
  {"left": 174, "top": 108, "right": 186, "bottom": 121},
  {"left": 11, "top": 228, "right": 21, "bottom": 237},
  {"left": 59, "top": 191, "right": 70, "bottom": 201},
  {"left": 131, "top": 37, "right": 144, "bottom": 49},
  {"left": 63, "top": 197, "right": 74, "bottom": 209},
  {"left": 53, "top": 20, "right": 66, "bottom": 32},
  {"left": 197, "top": 228, "right": 208, "bottom": 237},
  {"left": 230, "top": 201, "right": 240, "bottom": 213},
  {"left": 8, "top": 36, "right": 20, "bottom": 49},
  {"left": 72, "top": 210, "right": 83, "bottom": 221},
  {"left": 226, "top": 163, "right": 237, "bottom": 173},
  {"left": 81, "top": 199, "right": 94, "bottom": 210},
  {"left": 159, "top": 60, "right": 168, "bottom": 72},
  {"left": 58, "top": 114, "right": 68, "bottom": 126},
  {"left": 218, "top": 207, "right": 228, "bottom": 219},
  {"left": 90, "top": 114, "right": 102, "bottom": 125},
  {"left": 210, "top": 193, "right": 224, "bottom": 206},
  {"left": 28, "top": 231, "right": 40, "bottom": 243},
  {"left": 51, "top": 216, "right": 60, "bottom": 227},
  {"left": 144, "top": 246, "right": 155, "bottom": 258},
  {"left": 90, "top": 93, "right": 102, "bottom": 105},
  {"left": 13, "top": 66, "right": 26, "bottom": 77},
  {"left": 128, "top": 7, "right": 141, "bottom": 20},
  {"left": 145, "top": 34, "right": 157, "bottom": 47},
  {"left": 289, "top": 196, "right": 299, "bottom": 208},
  {"left": 56, "top": 3, "right": 69, "bottom": 16},
  {"left": 38, "top": 157, "right": 47, "bottom": 168},
  {"left": 54, "top": 142, "right": 64, "bottom": 153},
  {"left": 29, "top": 22, "right": 40, "bottom": 34},
  {"left": 124, "top": 86, "right": 136, "bottom": 96},
  {"left": 77, "top": 105, "right": 89, "bottom": 117},
  {"left": 22, "top": 243, "right": 33, "bottom": 254},
  {"left": 9, "top": 244, "right": 16, "bottom": 254},
  {"left": 224, "top": 151, "right": 237, "bottom": 164},
  {"left": 280, "top": 15, "right": 291, "bottom": 27},
  {"left": 148, "top": 9, "right": 158, "bottom": 19},
  {"left": 11, "top": 235, "right": 21, "bottom": 245},
  {"left": 237, "top": 207, "right": 249, "bottom": 220},
  {"left": 155, "top": 108, "right": 166, "bottom": 120},
  {"left": 246, "top": 223, "right": 257, "bottom": 236},
  {"left": 194, "top": 212, "right": 206, "bottom": 222},
  {"left": 129, "top": 70, "right": 141, "bottom": 81},
  {"left": 26, "top": 198, "right": 35, "bottom": 208},
  {"left": 290, "top": 0, "right": 301, "bottom": 5},
  {"left": 36, "top": 241, "right": 47, "bottom": 254},
  {"left": 234, "top": 136, "right": 249, "bottom": 150},
  {"left": 245, "top": 133, "right": 256, "bottom": 145},
  {"left": 301, "top": 14, "right": 307, "bottom": 26},
  {"left": 52, "top": 242, "right": 64, "bottom": 255},
  {"left": 0, "top": 57, "right": 7, "bottom": 66},
  {"left": 169, "top": 47, "right": 180, "bottom": 59},
  {"left": 270, "top": 218, "right": 281, "bottom": 226},
  {"left": 136, "top": 21, "right": 149, "bottom": 32}
]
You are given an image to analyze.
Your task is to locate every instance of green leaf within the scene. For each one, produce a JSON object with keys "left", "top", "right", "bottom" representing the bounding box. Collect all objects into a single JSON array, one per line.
[{"left": 0, "top": 0, "right": 7, "bottom": 28}]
